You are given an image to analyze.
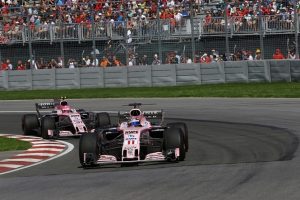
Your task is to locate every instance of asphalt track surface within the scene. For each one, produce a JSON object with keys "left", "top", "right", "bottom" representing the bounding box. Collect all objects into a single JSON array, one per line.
[{"left": 0, "top": 98, "right": 300, "bottom": 200}]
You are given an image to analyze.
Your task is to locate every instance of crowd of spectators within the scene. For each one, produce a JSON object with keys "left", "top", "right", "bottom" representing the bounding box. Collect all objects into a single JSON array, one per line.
[
  {"left": 0, "top": 0, "right": 299, "bottom": 70},
  {"left": 1, "top": 46, "right": 297, "bottom": 71},
  {"left": 0, "top": 0, "right": 198, "bottom": 41},
  {"left": 203, "top": 0, "right": 300, "bottom": 33}
]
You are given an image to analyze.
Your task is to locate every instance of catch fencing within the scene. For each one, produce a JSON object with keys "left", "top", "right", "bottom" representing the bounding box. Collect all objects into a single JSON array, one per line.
[{"left": 0, "top": 60, "right": 299, "bottom": 90}]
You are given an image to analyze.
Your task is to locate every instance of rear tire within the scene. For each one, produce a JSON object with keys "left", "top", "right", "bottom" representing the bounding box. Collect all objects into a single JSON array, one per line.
[
  {"left": 41, "top": 117, "right": 56, "bottom": 139},
  {"left": 164, "top": 127, "right": 185, "bottom": 161},
  {"left": 22, "top": 114, "right": 39, "bottom": 136},
  {"left": 79, "top": 133, "right": 100, "bottom": 168},
  {"left": 95, "top": 112, "right": 111, "bottom": 129},
  {"left": 167, "top": 122, "right": 189, "bottom": 152}
]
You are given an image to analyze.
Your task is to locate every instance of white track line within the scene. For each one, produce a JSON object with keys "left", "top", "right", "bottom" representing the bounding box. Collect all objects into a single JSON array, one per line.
[
  {"left": 32, "top": 144, "right": 65, "bottom": 148},
  {"left": 15, "top": 153, "right": 57, "bottom": 157},
  {"left": 18, "top": 139, "right": 42, "bottom": 142},
  {"left": 31, "top": 141, "right": 61, "bottom": 144},
  {"left": 0, "top": 164, "right": 24, "bottom": 168},
  {"left": 6, "top": 136, "right": 40, "bottom": 140},
  {"left": 26, "top": 148, "right": 63, "bottom": 152},
  {"left": 0, "top": 140, "right": 74, "bottom": 175},
  {"left": 2, "top": 158, "right": 43, "bottom": 162}
]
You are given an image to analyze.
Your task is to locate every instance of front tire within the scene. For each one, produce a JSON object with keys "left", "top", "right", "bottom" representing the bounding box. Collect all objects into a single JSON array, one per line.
[
  {"left": 167, "top": 122, "right": 189, "bottom": 152},
  {"left": 22, "top": 114, "right": 39, "bottom": 136},
  {"left": 79, "top": 133, "right": 100, "bottom": 168},
  {"left": 164, "top": 127, "right": 185, "bottom": 161},
  {"left": 41, "top": 117, "right": 56, "bottom": 139}
]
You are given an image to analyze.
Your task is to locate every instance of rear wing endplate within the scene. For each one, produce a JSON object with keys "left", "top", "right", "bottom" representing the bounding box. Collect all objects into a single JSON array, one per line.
[{"left": 35, "top": 102, "right": 56, "bottom": 117}]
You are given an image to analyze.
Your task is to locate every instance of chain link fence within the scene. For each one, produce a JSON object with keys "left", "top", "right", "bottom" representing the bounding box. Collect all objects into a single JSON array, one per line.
[{"left": 0, "top": 1, "right": 299, "bottom": 69}]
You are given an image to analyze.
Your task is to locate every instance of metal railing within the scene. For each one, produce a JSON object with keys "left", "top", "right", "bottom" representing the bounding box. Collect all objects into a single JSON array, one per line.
[
  {"left": 1, "top": 15, "right": 300, "bottom": 44},
  {"left": 0, "top": 13, "right": 300, "bottom": 68}
]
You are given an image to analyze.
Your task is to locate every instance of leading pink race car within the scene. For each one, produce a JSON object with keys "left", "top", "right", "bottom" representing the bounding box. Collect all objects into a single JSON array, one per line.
[{"left": 79, "top": 103, "right": 188, "bottom": 168}]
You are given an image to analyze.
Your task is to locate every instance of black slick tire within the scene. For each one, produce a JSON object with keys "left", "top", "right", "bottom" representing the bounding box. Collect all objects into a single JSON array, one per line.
[
  {"left": 22, "top": 114, "right": 39, "bottom": 136},
  {"left": 167, "top": 122, "right": 189, "bottom": 152},
  {"left": 79, "top": 133, "right": 100, "bottom": 168},
  {"left": 41, "top": 117, "right": 56, "bottom": 139},
  {"left": 164, "top": 127, "right": 186, "bottom": 161},
  {"left": 95, "top": 112, "right": 111, "bottom": 129}
]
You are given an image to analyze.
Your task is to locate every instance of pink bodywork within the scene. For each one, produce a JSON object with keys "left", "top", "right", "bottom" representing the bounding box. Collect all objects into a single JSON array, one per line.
[
  {"left": 96, "top": 109, "right": 179, "bottom": 163},
  {"left": 47, "top": 103, "right": 87, "bottom": 137}
]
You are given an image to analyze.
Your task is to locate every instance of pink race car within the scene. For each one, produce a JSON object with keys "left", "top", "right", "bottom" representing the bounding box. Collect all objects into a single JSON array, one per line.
[
  {"left": 79, "top": 103, "right": 188, "bottom": 168},
  {"left": 22, "top": 98, "right": 108, "bottom": 139}
]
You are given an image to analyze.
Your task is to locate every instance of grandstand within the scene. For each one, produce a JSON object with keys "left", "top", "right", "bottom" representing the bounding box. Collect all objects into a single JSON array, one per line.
[{"left": 0, "top": 0, "right": 299, "bottom": 69}]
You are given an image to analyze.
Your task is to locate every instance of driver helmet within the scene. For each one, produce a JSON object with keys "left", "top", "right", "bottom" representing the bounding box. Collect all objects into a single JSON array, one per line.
[
  {"left": 60, "top": 101, "right": 71, "bottom": 113},
  {"left": 61, "top": 105, "right": 71, "bottom": 113},
  {"left": 130, "top": 119, "right": 140, "bottom": 127}
]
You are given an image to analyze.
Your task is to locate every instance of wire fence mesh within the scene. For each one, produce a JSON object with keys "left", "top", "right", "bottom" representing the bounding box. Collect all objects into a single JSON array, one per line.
[{"left": 0, "top": 1, "right": 299, "bottom": 69}]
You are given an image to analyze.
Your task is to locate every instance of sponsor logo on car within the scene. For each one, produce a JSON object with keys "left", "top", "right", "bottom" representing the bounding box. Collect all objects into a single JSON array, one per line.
[{"left": 125, "top": 130, "right": 138, "bottom": 134}]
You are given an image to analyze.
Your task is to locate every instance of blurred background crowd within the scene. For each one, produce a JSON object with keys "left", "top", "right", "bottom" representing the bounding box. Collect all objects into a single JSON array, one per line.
[{"left": 0, "top": 0, "right": 299, "bottom": 70}]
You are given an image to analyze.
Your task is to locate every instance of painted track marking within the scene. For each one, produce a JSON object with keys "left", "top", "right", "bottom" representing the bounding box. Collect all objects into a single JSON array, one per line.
[{"left": 0, "top": 134, "right": 74, "bottom": 175}]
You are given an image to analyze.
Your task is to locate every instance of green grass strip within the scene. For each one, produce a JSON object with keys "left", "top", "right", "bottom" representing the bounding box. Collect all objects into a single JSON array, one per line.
[
  {"left": 0, "top": 82, "right": 300, "bottom": 100},
  {"left": 0, "top": 137, "right": 31, "bottom": 152}
]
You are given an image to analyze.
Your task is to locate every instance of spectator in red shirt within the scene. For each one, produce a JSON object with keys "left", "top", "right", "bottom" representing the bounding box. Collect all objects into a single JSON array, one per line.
[
  {"left": 272, "top": 48, "right": 285, "bottom": 60},
  {"left": 16, "top": 60, "right": 26, "bottom": 70},
  {"left": 1, "top": 60, "right": 8, "bottom": 70}
]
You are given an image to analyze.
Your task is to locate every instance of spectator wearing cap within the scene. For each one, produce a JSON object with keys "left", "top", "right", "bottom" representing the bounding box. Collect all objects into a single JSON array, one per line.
[
  {"left": 255, "top": 49, "right": 262, "bottom": 60},
  {"left": 152, "top": 54, "right": 161, "bottom": 65},
  {"left": 273, "top": 48, "right": 285, "bottom": 60},
  {"left": 200, "top": 53, "right": 211, "bottom": 63}
]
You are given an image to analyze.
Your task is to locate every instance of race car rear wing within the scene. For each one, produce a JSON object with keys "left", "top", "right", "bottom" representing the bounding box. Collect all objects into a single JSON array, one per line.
[
  {"left": 118, "top": 110, "right": 164, "bottom": 125},
  {"left": 35, "top": 102, "right": 56, "bottom": 117}
]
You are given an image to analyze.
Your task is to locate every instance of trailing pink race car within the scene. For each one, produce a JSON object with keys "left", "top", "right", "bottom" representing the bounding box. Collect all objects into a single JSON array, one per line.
[
  {"left": 79, "top": 103, "right": 188, "bottom": 168},
  {"left": 22, "top": 98, "right": 108, "bottom": 139}
]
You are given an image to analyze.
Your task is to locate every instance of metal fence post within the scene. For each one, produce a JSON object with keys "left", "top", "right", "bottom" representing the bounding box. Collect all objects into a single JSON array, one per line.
[
  {"left": 258, "top": 0, "right": 264, "bottom": 60},
  {"left": 27, "top": 15, "right": 33, "bottom": 69},
  {"left": 190, "top": 2, "right": 196, "bottom": 62},
  {"left": 224, "top": 1, "right": 230, "bottom": 57},
  {"left": 294, "top": 1, "right": 299, "bottom": 59},
  {"left": 157, "top": 3, "right": 162, "bottom": 62},
  {"left": 59, "top": 14, "right": 65, "bottom": 68},
  {"left": 124, "top": 19, "right": 129, "bottom": 66},
  {"left": 91, "top": 0, "right": 97, "bottom": 65}
]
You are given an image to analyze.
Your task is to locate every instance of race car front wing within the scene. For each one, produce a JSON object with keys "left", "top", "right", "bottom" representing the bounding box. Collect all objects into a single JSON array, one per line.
[{"left": 83, "top": 148, "right": 180, "bottom": 166}]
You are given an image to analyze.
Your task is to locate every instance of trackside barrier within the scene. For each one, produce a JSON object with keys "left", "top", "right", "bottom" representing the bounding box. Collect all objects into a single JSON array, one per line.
[
  {"left": 200, "top": 62, "right": 225, "bottom": 84},
  {"left": 32, "top": 69, "right": 55, "bottom": 90},
  {"left": 127, "top": 66, "right": 152, "bottom": 87},
  {"left": 247, "top": 60, "right": 266, "bottom": 82},
  {"left": 0, "top": 60, "right": 299, "bottom": 90},
  {"left": 224, "top": 61, "right": 248, "bottom": 83},
  {"left": 176, "top": 63, "right": 200, "bottom": 85},
  {"left": 80, "top": 67, "right": 104, "bottom": 88},
  {"left": 269, "top": 60, "right": 291, "bottom": 82},
  {"left": 290, "top": 60, "right": 300, "bottom": 82}
]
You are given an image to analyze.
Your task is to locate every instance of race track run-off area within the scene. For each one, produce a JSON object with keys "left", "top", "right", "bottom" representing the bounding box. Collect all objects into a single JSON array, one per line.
[{"left": 0, "top": 98, "right": 299, "bottom": 200}]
